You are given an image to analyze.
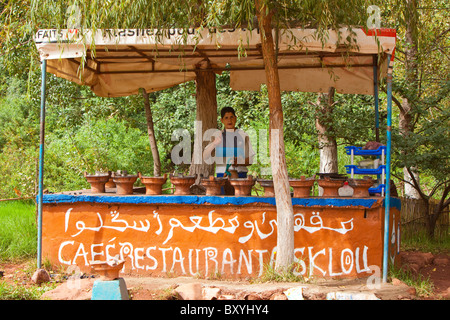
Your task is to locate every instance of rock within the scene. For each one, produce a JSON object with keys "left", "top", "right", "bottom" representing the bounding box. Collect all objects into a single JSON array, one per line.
[
  {"left": 391, "top": 278, "right": 404, "bottom": 286},
  {"left": 245, "top": 293, "right": 261, "bottom": 300},
  {"left": 402, "top": 263, "right": 421, "bottom": 275},
  {"left": 270, "top": 293, "right": 288, "bottom": 300},
  {"left": 41, "top": 278, "right": 95, "bottom": 300},
  {"left": 284, "top": 287, "right": 304, "bottom": 300},
  {"left": 218, "top": 294, "right": 235, "bottom": 300},
  {"left": 175, "top": 283, "right": 203, "bottom": 300},
  {"left": 326, "top": 292, "right": 380, "bottom": 300},
  {"left": 260, "top": 289, "right": 283, "bottom": 300},
  {"left": 421, "top": 252, "right": 434, "bottom": 265},
  {"left": 407, "top": 287, "right": 417, "bottom": 296},
  {"left": 442, "top": 287, "right": 450, "bottom": 299},
  {"left": 401, "top": 252, "right": 434, "bottom": 268},
  {"left": 433, "top": 257, "right": 448, "bottom": 266},
  {"left": 31, "top": 269, "right": 51, "bottom": 285},
  {"left": 202, "top": 287, "right": 221, "bottom": 300}
]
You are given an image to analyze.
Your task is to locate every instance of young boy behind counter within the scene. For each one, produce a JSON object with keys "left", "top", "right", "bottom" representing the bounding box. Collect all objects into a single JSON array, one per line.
[{"left": 203, "top": 107, "right": 255, "bottom": 181}]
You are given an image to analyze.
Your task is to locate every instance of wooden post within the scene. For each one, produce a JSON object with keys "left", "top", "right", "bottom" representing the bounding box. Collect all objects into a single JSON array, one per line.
[
  {"left": 255, "top": 0, "right": 294, "bottom": 271},
  {"left": 142, "top": 89, "right": 161, "bottom": 176},
  {"left": 315, "top": 87, "right": 338, "bottom": 173},
  {"left": 189, "top": 65, "right": 218, "bottom": 182}
]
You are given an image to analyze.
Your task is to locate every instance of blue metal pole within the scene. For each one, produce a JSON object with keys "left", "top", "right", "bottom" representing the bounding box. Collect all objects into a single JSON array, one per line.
[
  {"left": 37, "top": 59, "right": 47, "bottom": 269},
  {"left": 373, "top": 55, "right": 380, "bottom": 142},
  {"left": 383, "top": 54, "right": 393, "bottom": 283}
]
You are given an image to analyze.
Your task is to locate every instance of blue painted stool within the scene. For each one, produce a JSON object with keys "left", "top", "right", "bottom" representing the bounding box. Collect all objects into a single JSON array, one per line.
[{"left": 91, "top": 278, "right": 129, "bottom": 300}]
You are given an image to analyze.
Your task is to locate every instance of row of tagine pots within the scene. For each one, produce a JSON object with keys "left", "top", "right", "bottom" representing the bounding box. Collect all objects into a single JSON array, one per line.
[{"left": 84, "top": 171, "right": 375, "bottom": 198}]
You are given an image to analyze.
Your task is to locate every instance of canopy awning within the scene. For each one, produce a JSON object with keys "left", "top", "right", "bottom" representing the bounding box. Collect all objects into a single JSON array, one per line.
[{"left": 34, "top": 28, "right": 396, "bottom": 97}]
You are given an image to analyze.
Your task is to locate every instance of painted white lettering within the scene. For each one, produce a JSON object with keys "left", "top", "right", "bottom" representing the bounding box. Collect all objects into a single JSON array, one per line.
[
  {"left": 355, "top": 246, "right": 371, "bottom": 273},
  {"left": 135, "top": 247, "right": 145, "bottom": 270},
  {"left": 58, "top": 241, "right": 74, "bottom": 265},
  {"left": 237, "top": 249, "right": 253, "bottom": 275},
  {"left": 158, "top": 247, "right": 173, "bottom": 273},
  {"left": 328, "top": 248, "right": 343, "bottom": 277},
  {"left": 171, "top": 247, "right": 186, "bottom": 274},
  {"left": 341, "top": 248, "right": 354, "bottom": 274},
  {"left": 221, "top": 248, "right": 236, "bottom": 274},
  {"left": 293, "top": 247, "right": 307, "bottom": 276},
  {"left": 145, "top": 246, "right": 158, "bottom": 271},
  {"left": 73, "top": 243, "right": 89, "bottom": 266},
  {"left": 255, "top": 249, "right": 268, "bottom": 276},
  {"left": 204, "top": 247, "right": 218, "bottom": 276},
  {"left": 90, "top": 243, "right": 104, "bottom": 262},
  {"left": 308, "top": 247, "right": 326, "bottom": 277},
  {"left": 188, "top": 248, "right": 201, "bottom": 276}
]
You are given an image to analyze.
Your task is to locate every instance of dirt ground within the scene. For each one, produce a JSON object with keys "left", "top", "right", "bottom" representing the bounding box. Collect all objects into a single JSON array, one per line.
[{"left": 0, "top": 250, "right": 448, "bottom": 300}]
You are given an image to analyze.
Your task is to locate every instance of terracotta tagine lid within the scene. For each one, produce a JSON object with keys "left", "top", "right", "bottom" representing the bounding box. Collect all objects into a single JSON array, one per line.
[
  {"left": 138, "top": 173, "right": 167, "bottom": 195},
  {"left": 229, "top": 175, "right": 255, "bottom": 196},
  {"left": 169, "top": 174, "right": 197, "bottom": 195},
  {"left": 90, "top": 258, "right": 126, "bottom": 281},
  {"left": 84, "top": 171, "right": 111, "bottom": 194},
  {"left": 201, "top": 175, "right": 226, "bottom": 196},
  {"left": 289, "top": 175, "right": 316, "bottom": 198},
  {"left": 348, "top": 177, "right": 374, "bottom": 198},
  {"left": 318, "top": 176, "right": 345, "bottom": 197},
  {"left": 112, "top": 170, "right": 138, "bottom": 195},
  {"left": 257, "top": 179, "right": 275, "bottom": 197}
]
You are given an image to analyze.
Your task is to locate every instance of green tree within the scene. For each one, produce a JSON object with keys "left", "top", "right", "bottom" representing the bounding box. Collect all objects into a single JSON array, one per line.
[{"left": 376, "top": 0, "right": 450, "bottom": 239}]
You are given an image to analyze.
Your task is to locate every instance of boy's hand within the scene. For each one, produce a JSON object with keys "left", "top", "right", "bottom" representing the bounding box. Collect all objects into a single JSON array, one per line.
[{"left": 212, "top": 134, "right": 222, "bottom": 146}]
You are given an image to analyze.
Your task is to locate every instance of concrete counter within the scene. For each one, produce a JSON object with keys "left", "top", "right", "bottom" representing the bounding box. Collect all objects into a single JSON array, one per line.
[{"left": 42, "top": 191, "right": 401, "bottom": 280}]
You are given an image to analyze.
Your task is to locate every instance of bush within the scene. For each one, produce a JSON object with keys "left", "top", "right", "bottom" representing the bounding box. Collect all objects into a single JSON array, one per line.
[{"left": 44, "top": 118, "right": 154, "bottom": 192}]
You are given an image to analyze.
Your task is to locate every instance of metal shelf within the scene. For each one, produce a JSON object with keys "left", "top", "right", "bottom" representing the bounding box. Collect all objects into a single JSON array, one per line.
[
  {"left": 345, "top": 145, "right": 386, "bottom": 196},
  {"left": 345, "top": 165, "right": 386, "bottom": 175},
  {"left": 345, "top": 146, "right": 386, "bottom": 156}
]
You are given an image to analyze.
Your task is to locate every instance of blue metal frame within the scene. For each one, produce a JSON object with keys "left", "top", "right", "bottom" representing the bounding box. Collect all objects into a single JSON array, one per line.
[
  {"left": 383, "top": 54, "right": 393, "bottom": 282},
  {"left": 37, "top": 60, "right": 47, "bottom": 269},
  {"left": 35, "top": 49, "right": 396, "bottom": 281},
  {"left": 373, "top": 55, "right": 380, "bottom": 142}
]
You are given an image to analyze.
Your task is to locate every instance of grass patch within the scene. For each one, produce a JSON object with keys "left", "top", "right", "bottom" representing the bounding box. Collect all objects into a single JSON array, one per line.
[
  {"left": 0, "top": 200, "right": 37, "bottom": 262},
  {"left": 401, "top": 230, "right": 450, "bottom": 254},
  {"left": 389, "top": 265, "right": 435, "bottom": 297},
  {"left": 255, "top": 262, "right": 305, "bottom": 283}
]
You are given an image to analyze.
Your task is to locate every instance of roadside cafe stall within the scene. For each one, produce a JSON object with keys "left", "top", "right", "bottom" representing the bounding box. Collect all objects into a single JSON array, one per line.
[{"left": 34, "top": 27, "right": 399, "bottom": 281}]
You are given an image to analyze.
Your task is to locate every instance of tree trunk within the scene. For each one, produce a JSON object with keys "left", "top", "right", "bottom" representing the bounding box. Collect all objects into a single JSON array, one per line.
[
  {"left": 400, "top": 0, "right": 420, "bottom": 199},
  {"left": 255, "top": 0, "right": 294, "bottom": 272},
  {"left": 142, "top": 89, "right": 161, "bottom": 176},
  {"left": 315, "top": 87, "right": 338, "bottom": 173},
  {"left": 189, "top": 66, "right": 217, "bottom": 182}
]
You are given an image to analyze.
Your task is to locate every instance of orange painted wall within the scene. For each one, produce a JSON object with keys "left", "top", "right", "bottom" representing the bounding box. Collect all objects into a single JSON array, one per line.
[{"left": 42, "top": 198, "right": 400, "bottom": 280}]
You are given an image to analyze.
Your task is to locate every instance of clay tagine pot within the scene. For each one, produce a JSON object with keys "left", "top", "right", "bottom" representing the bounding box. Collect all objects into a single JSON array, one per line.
[
  {"left": 90, "top": 259, "right": 126, "bottom": 281},
  {"left": 112, "top": 170, "right": 138, "bottom": 195},
  {"left": 105, "top": 171, "right": 116, "bottom": 188},
  {"left": 201, "top": 175, "right": 226, "bottom": 196},
  {"left": 84, "top": 171, "right": 111, "bottom": 193},
  {"left": 348, "top": 177, "right": 374, "bottom": 198},
  {"left": 138, "top": 173, "right": 167, "bottom": 195},
  {"left": 170, "top": 174, "right": 197, "bottom": 195},
  {"left": 257, "top": 179, "right": 275, "bottom": 197},
  {"left": 289, "top": 175, "right": 316, "bottom": 198},
  {"left": 318, "top": 176, "right": 345, "bottom": 197},
  {"left": 229, "top": 175, "right": 255, "bottom": 196}
]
